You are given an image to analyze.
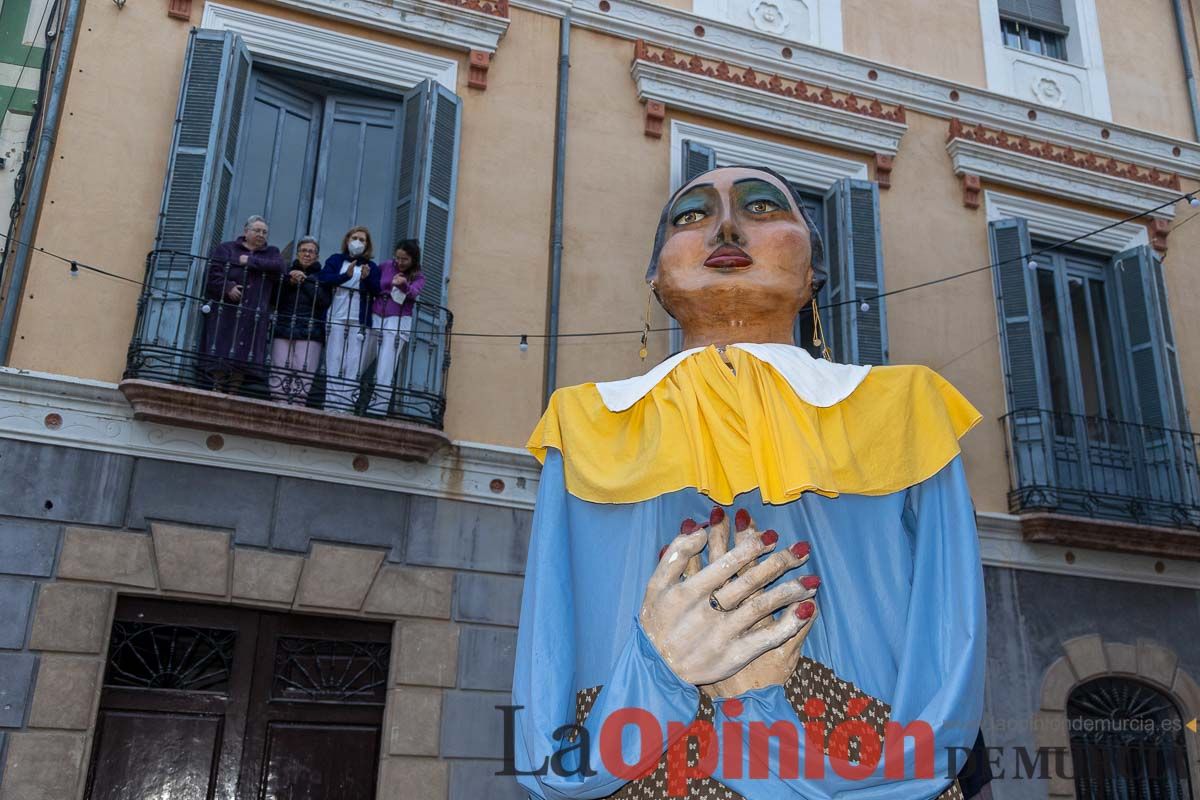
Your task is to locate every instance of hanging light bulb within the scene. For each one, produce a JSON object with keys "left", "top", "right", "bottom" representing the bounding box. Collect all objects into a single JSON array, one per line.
[
  {"left": 68, "top": 261, "right": 79, "bottom": 278},
  {"left": 201, "top": 303, "right": 212, "bottom": 314},
  {"left": 1026, "top": 259, "right": 1038, "bottom": 270},
  {"left": 1189, "top": 195, "right": 1200, "bottom": 208},
  {"left": 859, "top": 301, "right": 870, "bottom": 312},
  {"left": 519, "top": 334, "right": 529, "bottom": 353}
]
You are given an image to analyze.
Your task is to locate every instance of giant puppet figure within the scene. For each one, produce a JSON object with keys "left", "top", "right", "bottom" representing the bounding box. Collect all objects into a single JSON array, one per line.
[{"left": 512, "top": 166, "right": 986, "bottom": 800}]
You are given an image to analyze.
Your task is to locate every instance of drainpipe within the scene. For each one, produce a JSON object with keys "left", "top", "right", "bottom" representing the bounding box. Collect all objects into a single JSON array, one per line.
[
  {"left": 0, "top": 0, "right": 81, "bottom": 362},
  {"left": 1171, "top": 0, "right": 1200, "bottom": 140},
  {"left": 543, "top": 12, "right": 570, "bottom": 409}
]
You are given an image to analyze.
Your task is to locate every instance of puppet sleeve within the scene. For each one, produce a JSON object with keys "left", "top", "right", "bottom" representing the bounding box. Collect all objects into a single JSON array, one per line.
[
  {"left": 511, "top": 449, "right": 701, "bottom": 800},
  {"left": 709, "top": 454, "right": 986, "bottom": 800}
]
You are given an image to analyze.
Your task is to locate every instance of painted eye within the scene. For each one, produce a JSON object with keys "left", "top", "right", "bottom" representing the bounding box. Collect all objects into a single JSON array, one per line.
[
  {"left": 746, "top": 199, "right": 780, "bottom": 213},
  {"left": 673, "top": 209, "right": 706, "bottom": 225}
]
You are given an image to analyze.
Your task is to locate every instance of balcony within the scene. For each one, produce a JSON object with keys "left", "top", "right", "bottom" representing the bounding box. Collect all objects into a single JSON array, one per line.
[
  {"left": 1002, "top": 408, "right": 1200, "bottom": 558},
  {"left": 120, "top": 250, "right": 452, "bottom": 461}
]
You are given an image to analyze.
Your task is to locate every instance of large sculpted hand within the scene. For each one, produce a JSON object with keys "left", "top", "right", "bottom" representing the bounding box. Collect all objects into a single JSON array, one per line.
[
  {"left": 639, "top": 509, "right": 818, "bottom": 687},
  {"left": 699, "top": 510, "right": 818, "bottom": 698}
]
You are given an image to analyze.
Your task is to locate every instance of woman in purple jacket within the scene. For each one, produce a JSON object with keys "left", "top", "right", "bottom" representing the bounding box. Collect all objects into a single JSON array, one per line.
[
  {"left": 365, "top": 239, "right": 425, "bottom": 415},
  {"left": 199, "top": 215, "right": 285, "bottom": 393}
]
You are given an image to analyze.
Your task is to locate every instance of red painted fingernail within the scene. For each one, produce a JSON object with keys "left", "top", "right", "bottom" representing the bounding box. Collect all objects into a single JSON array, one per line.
[
  {"left": 760, "top": 530, "right": 778, "bottom": 546},
  {"left": 790, "top": 541, "right": 810, "bottom": 558},
  {"left": 801, "top": 575, "right": 821, "bottom": 590},
  {"left": 658, "top": 545, "right": 668, "bottom": 561},
  {"left": 680, "top": 519, "right": 699, "bottom": 535},
  {"left": 735, "top": 509, "right": 751, "bottom": 532},
  {"left": 796, "top": 601, "right": 815, "bottom": 620},
  {"left": 710, "top": 507, "right": 725, "bottom": 525}
]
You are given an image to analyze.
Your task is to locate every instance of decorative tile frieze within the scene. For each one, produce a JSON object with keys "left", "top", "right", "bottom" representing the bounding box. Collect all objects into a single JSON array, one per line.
[
  {"left": 948, "top": 119, "right": 1181, "bottom": 191},
  {"left": 432, "top": 0, "right": 507, "bottom": 17},
  {"left": 636, "top": 40, "right": 905, "bottom": 124},
  {"left": 633, "top": 42, "right": 907, "bottom": 156},
  {"left": 948, "top": 121, "right": 1182, "bottom": 217}
]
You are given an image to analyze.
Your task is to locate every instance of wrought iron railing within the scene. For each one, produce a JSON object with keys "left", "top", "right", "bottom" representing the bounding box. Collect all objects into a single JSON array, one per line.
[
  {"left": 124, "top": 249, "right": 452, "bottom": 428},
  {"left": 1002, "top": 408, "right": 1200, "bottom": 529}
]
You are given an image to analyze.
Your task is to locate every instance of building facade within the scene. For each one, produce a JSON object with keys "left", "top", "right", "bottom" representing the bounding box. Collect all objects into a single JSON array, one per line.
[{"left": 0, "top": 0, "right": 1198, "bottom": 796}]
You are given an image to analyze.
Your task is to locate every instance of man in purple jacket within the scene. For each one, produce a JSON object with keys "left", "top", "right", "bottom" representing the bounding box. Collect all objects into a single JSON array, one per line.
[{"left": 199, "top": 215, "right": 286, "bottom": 393}]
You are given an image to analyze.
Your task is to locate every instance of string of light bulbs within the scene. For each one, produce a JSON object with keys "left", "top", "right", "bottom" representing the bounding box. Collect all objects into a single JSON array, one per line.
[{"left": 4, "top": 189, "right": 1199, "bottom": 348}]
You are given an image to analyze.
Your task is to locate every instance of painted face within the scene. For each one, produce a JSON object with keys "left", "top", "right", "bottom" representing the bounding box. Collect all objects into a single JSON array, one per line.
[
  {"left": 244, "top": 221, "right": 269, "bottom": 251},
  {"left": 654, "top": 167, "right": 813, "bottom": 338},
  {"left": 297, "top": 242, "right": 319, "bottom": 266},
  {"left": 394, "top": 250, "right": 413, "bottom": 269}
]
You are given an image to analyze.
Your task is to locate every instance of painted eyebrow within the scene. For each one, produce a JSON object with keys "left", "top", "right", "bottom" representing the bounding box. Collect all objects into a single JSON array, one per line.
[
  {"left": 732, "top": 178, "right": 792, "bottom": 201},
  {"left": 668, "top": 182, "right": 716, "bottom": 217}
]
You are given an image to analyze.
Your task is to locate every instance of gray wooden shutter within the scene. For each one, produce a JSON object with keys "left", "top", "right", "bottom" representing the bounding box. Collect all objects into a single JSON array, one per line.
[
  {"left": 1112, "top": 246, "right": 1195, "bottom": 505},
  {"left": 394, "top": 80, "right": 462, "bottom": 425},
  {"left": 824, "top": 178, "right": 887, "bottom": 365},
  {"left": 990, "top": 217, "right": 1054, "bottom": 492},
  {"left": 395, "top": 79, "right": 462, "bottom": 310},
  {"left": 668, "top": 140, "right": 716, "bottom": 353},
  {"left": 998, "top": 0, "right": 1067, "bottom": 30},
  {"left": 145, "top": 29, "right": 252, "bottom": 352}
]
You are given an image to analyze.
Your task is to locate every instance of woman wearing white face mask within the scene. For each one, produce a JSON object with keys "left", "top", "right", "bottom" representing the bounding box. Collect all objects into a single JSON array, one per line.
[{"left": 318, "top": 226, "right": 380, "bottom": 412}]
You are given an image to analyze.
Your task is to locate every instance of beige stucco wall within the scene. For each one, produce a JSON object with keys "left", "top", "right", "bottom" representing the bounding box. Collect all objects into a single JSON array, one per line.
[
  {"left": 440, "top": 6, "right": 559, "bottom": 445},
  {"left": 1163, "top": 185, "right": 1200, "bottom": 432},
  {"left": 1097, "top": 0, "right": 1198, "bottom": 140},
  {"left": 842, "top": 0, "right": 987, "bottom": 88}
]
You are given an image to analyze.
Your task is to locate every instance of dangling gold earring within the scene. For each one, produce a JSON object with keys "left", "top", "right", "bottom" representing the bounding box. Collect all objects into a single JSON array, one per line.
[
  {"left": 811, "top": 297, "right": 832, "bottom": 361},
  {"left": 640, "top": 282, "right": 655, "bottom": 361}
]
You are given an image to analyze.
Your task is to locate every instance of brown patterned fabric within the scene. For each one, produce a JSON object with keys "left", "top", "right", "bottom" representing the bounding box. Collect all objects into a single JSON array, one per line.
[{"left": 571, "top": 656, "right": 963, "bottom": 800}]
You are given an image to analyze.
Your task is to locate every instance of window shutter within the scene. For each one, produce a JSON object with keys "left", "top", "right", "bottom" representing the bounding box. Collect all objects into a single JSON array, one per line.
[
  {"left": 990, "top": 217, "right": 1054, "bottom": 492},
  {"left": 394, "top": 80, "right": 461, "bottom": 425},
  {"left": 146, "top": 29, "right": 252, "bottom": 353},
  {"left": 395, "top": 79, "right": 462, "bottom": 310},
  {"left": 998, "top": 0, "right": 1068, "bottom": 31},
  {"left": 1112, "top": 246, "right": 1195, "bottom": 506},
  {"left": 823, "top": 178, "right": 887, "bottom": 365},
  {"left": 669, "top": 140, "right": 716, "bottom": 353}
]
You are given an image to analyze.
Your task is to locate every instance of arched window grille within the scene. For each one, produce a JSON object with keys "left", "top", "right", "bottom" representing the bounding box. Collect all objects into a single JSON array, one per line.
[{"left": 1068, "top": 677, "right": 1193, "bottom": 800}]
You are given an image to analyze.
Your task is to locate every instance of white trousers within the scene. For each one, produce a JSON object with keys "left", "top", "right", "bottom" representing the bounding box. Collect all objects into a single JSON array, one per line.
[
  {"left": 366, "top": 314, "right": 414, "bottom": 415},
  {"left": 324, "top": 317, "right": 367, "bottom": 411}
]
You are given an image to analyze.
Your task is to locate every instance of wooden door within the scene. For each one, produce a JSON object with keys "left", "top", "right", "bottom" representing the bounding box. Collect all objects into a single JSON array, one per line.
[{"left": 84, "top": 599, "right": 390, "bottom": 800}]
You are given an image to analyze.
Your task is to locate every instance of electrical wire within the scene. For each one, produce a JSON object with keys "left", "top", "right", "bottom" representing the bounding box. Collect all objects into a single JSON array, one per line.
[{"left": 2, "top": 189, "right": 1197, "bottom": 341}]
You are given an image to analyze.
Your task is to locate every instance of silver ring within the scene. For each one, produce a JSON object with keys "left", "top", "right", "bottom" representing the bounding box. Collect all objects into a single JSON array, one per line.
[{"left": 709, "top": 590, "right": 733, "bottom": 613}]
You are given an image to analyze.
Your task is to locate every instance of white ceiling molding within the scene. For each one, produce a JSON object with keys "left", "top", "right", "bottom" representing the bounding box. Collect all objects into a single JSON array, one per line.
[
  {"left": 573, "top": 0, "right": 1200, "bottom": 179},
  {"left": 984, "top": 190, "right": 1150, "bottom": 253},
  {"left": 952, "top": 138, "right": 1179, "bottom": 219},
  {"left": 0, "top": 368, "right": 541, "bottom": 510},
  {"left": 977, "top": 512, "right": 1200, "bottom": 589},
  {"left": 669, "top": 119, "right": 867, "bottom": 191},
  {"left": 633, "top": 61, "right": 906, "bottom": 156},
  {"left": 204, "top": 0, "right": 505, "bottom": 60},
  {"left": 978, "top": 0, "right": 1111, "bottom": 120}
]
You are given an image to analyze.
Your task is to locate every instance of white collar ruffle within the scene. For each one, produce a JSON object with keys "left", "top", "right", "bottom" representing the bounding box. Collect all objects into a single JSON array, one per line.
[{"left": 595, "top": 343, "right": 871, "bottom": 412}]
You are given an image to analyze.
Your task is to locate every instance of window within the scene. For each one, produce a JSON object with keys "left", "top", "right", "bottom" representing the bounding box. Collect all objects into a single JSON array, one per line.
[
  {"left": 991, "top": 218, "right": 1197, "bottom": 525},
  {"left": 1067, "top": 677, "right": 1194, "bottom": 800},
  {"left": 999, "top": 17, "right": 1067, "bottom": 60},
  {"left": 675, "top": 139, "right": 887, "bottom": 366},
  {"left": 998, "top": 0, "right": 1070, "bottom": 61}
]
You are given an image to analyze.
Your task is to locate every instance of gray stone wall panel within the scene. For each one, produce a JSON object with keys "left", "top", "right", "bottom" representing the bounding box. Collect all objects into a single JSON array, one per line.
[
  {"left": 449, "top": 760, "right": 527, "bottom": 800},
  {"left": 439, "top": 689, "right": 512, "bottom": 759},
  {"left": 453, "top": 574, "right": 523, "bottom": 626},
  {"left": 126, "top": 459, "right": 275, "bottom": 547},
  {"left": 0, "top": 521, "right": 58, "bottom": 578},
  {"left": 271, "top": 478, "right": 408, "bottom": 560},
  {"left": 458, "top": 627, "right": 517, "bottom": 691},
  {"left": 0, "top": 579, "right": 35, "bottom": 650},
  {"left": 0, "top": 441, "right": 131, "bottom": 527},
  {"left": 406, "top": 496, "right": 530, "bottom": 574},
  {"left": 0, "top": 653, "right": 37, "bottom": 728}
]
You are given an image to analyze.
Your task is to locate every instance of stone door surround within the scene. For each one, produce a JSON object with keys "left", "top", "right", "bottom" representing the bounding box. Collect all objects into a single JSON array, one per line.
[
  {"left": 0, "top": 523, "right": 461, "bottom": 800},
  {"left": 1035, "top": 633, "right": 1200, "bottom": 799}
]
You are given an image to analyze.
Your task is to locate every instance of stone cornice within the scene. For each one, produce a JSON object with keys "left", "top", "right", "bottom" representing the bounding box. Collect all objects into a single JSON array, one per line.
[
  {"left": 572, "top": 0, "right": 1200, "bottom": 180},
  {"left": 252, "top": 0, "right": 509, "bottom": 53},
  {"left": 948, "top": 137, "right": 1180, "bottom": 218},
  {"left": 637, "top": 41, "right": 905, "bottom": 124},
  {"left": 633, "top": 58, "right": 907, "bottom": 156},
  {"left": 0, "top": 368, "right": 540, "bottom": 510}
]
